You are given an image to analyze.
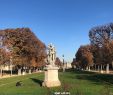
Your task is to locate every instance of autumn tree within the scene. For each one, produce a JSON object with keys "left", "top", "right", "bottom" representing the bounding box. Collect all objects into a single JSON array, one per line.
[
  {"left": 71, "top": 58, "right": 76, "bottom": 69},
  {"left": 75, "top": 45, "right": 93, "bottom": 70},
  {"left": 55, "top": 57, "right": 62, "bottom": 67},
  {"left": 0, "top": 28, "right": 47, "bottom": 74},
  {"left": 89, "top": 23, "right": 113, "bottom": 73},
  {"left": 0, "top": 33, "right": 12, "bottom": 76}
]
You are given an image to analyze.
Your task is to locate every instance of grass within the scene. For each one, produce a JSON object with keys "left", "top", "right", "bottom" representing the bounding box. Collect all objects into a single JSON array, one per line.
[{"left": 0, "top": 69, "right": 113, "bottom": 95}]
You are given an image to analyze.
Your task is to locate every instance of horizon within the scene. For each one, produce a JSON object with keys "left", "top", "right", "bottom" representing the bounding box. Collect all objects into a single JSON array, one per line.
[{"left": 0, "top": 0, "right": 113, "bottom": 62}]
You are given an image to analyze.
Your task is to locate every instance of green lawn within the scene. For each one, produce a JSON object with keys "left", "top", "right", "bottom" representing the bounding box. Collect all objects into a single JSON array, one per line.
[{"left": 0, "top": 70, "right": 113, "bottom": 95}]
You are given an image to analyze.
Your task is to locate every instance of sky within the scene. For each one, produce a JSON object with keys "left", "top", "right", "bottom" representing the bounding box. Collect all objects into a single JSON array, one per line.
[{"left": 0, "top": 0, "right": 113, "bottom": 62}]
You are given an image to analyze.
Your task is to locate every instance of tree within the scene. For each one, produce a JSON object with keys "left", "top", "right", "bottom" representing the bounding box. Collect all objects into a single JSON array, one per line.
[
  {"left": 0, "top": 33, "right": 11, "bottom": 76},
  {"left": 55, "top": 57, "right": 62, "bottom": 67},
  {"left": 71, "top": 58, "right": 76, "bottom": 69},
  {"left": 0, "top": 28, "right": 47, "bottom": 74},
  {"left": 75, "top": 45, "right": 93, "bottom": 70},
  {"left": 89, "top": 23, "right": 113, "bottom": 73},
  {"left": 89, "top": 23, "right": 113, "bottom": 47}
]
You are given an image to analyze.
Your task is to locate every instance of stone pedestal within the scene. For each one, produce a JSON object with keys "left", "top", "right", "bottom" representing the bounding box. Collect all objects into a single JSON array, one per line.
[{"left": 43, "top": 65, "right": 61, "bottom": 87}]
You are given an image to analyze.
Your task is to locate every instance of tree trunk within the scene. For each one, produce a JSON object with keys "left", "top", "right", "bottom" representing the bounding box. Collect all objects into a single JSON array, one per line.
[
  {"left": 18, "top": 69, "right": 21, "bottom": 75},
  {"left": 22, "top": 66, "right": 26, "bottom": 75},
  {"left": 95, "top": 65, "right": 97, "bottom": 71},
  {"left": 86, "top": 66, "right": 88, "bottom": 70},
  {"left": 100, "top": 64, "right": 103, "bottom": 73},
  {"left": 29, "top": 69, "right": 31, "bottom": 74},
  {"left": 10, "top": 64, "right": 12, "bottom": 76},
  {"left": 22, "top": 70, "right": 26, "bottom": 75},
  {"left": 106, "top": 64, "right": 109, "bottom": 74},
  {"left": 63, "top": 67, "right": 65, "bottom": 72},
  {"left": 88, "top": 66, "right": 90, "bottom": 71},
  {"left": 98, "top": 65, "right": 100, "bottom": 71},
  {"left": 10, "top": 69, "right": 12, "bottom": 76},
  {"left": 94, "top": 65, "right": 95, "bottom": 70},
  {"left": 1, "top": 68, "right": 3, "bottom": 77},
  {"left": 102, "top": 65, "right": 104, "bottom": 70},
  {"left": 36, "top": 68, "right": 38, "bottom": 72},
  {"left": 112, "top": 61, "right": 113, "bottom": 69}
]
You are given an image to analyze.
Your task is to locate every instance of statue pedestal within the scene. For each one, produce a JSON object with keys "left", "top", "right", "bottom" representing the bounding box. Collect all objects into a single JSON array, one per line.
[{"left": 43, "top": 65, "right": 61, "bottom": 87}]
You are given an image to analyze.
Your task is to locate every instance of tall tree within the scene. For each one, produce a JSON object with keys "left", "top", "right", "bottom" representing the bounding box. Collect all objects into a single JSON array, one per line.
[
  {"left": 89, "top": 23, "right": 113, "bottom": 73},
  {"left": 75, "top": 45, "right": 93, "bottom": 69},
  {"left": 0, "top": 28, "right": 47, "bottom": 74},
  {"left": 89, "top": 23, "right": 113, "bottom": 47},
  {"left": 89, "top": 23, "right": 113, "bottom": 67},
  {"left": 55, "top": 57, "right": 62, "bottom": 67}
]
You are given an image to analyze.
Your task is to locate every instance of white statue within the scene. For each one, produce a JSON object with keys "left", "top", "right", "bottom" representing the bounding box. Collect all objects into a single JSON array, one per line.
[
  {"left": 47, "top": 43, "right": 56, "bottom": 66},
  {"left": 43, "top": 43, "right": 61, "bottom": 87}
]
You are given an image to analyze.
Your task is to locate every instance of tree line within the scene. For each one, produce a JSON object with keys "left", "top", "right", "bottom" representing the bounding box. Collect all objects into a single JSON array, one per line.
[
  {"left": 0, "top": 28, "right": 47, "bottom": 75},
  {"left": 0, "top": 28, "right": 62, "bottom": 76},
  {"left": 72, "top": 23, "right": 113, "bottom": 73}
]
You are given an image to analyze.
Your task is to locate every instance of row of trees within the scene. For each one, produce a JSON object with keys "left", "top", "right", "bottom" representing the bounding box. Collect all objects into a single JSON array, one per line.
[
  {"left": 74, "top": 45, "right": 93, "bottom": 70},
  {"left": 55, "top": 57, "right": 62, "bottom": 67},
  {"left": 0, "top": 28, "right": 47, "bottom": 75},
  {"left": 72, "top": 23, "right": 113, "bottom": 73}
]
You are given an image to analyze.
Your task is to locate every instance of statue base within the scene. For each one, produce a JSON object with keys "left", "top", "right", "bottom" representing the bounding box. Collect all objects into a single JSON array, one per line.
[{"left": 42, "top": 65, "right": 61, "bottom": 87}]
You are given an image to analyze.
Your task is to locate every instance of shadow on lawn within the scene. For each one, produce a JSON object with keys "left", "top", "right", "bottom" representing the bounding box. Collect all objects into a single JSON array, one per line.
[
  {"left": 65, "top": 68, "right": 96, "bottom": 74},
  {"left": 75, "top": 71, "right": 113, "bottom": 86},
  {"left": 30, "top": 78, "right": 43, "bottom": 86},
  {"left": 75, "top": 73, "right": 113, "bottom": 95},
  {"left": 65, "top": 68, "right": 113, "bottom": 86}
]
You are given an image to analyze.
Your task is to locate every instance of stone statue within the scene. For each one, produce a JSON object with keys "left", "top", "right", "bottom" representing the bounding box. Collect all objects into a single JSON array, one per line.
[
  {"left": 47, "top": 43, "right": 56, "bottom": 66},
  {"left": 43, "top": 43, "right": 61, "bottom": 87}
]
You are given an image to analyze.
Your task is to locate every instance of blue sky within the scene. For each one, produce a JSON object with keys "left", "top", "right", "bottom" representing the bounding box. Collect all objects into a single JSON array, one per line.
[{"left": 0, "top": 0, "right": 113, "bottom": 62}]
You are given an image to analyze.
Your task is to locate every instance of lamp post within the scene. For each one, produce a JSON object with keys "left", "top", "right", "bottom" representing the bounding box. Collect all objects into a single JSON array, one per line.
[
  {"left": 62, "top": 55, "right": 65, "bottom": 72},
  {"left": 62, "top": 55, "right": 64, "bottom": 66}
]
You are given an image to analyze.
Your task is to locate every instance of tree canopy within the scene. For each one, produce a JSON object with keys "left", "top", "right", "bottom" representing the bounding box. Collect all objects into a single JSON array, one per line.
[
  {"left": 89, "top": 23, "right": 113, "bottom": 65},
  {"left": 75, "top": 45, "right": 93, "bottom": 69},
  {"left": 73, "top": 23, "right": 113, "bottom": 69},
  {"left": 0, "top": 28, "right": 47, "bottom": 68}
]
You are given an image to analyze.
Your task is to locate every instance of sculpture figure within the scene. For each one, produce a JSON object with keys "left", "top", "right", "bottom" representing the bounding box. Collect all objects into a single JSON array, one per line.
[{"left": 47, "top": 43, "right": 56, "bottom": 66}]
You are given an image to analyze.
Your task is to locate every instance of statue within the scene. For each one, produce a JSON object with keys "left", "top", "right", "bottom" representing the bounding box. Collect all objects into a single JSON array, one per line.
[
  {"left": 47, "top": 43, "right": 56, "bottom": 66},
  {"left": 42, "top": 43, "right": 61, "bottom": 87}
]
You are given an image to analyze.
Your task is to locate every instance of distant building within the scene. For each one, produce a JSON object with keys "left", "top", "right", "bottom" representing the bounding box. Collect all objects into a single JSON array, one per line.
[{"left": 64, "top": 62, "right": 72, "bottom": 69}]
